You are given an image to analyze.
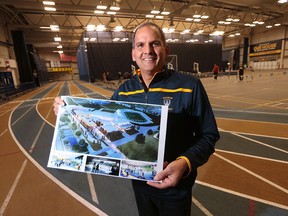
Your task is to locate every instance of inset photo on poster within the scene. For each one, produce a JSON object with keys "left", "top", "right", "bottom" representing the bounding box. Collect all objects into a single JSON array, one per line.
[
  {"left": 85, "top": 156, "right": 121, "bottom": 177},
  {"left": 48, "top": 152, "right": 84, "bottom": 172},
  {"left": 48, "top": 96, "right": 168, "bottom": 181}
]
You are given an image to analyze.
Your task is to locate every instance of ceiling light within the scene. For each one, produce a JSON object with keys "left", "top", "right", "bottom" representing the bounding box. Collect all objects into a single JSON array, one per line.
[
  {"left": 54, "top": 36, "right": 61, "bottom": 41},
  {"left": 274, "top": 23, "right": 281, "bottom": 26},
  {"left": 57, "top": 45, "right": 62, "bottom": 48},
  {"left": 110, "top": 6, "right": 120, "bottom": 10},
  {"left": 114, "top": 25, "right": 123, "bottom": 32},
  {"left": 186, "top": 18, "right": 193, "bottom": 21},
  {"left": 161, "top": 11, "right": 170, "bottom": 15},
  {"left": 107, "top": 11, "right": 116, "bottom": 15},
  {"left": 182, "top": 29, "right": 190, "bottom": 34},
  {"left": 235, "top": 32, "right": 241, "bottom": 36},
  {"left": 266, "top": 25, "right": 273, "bottom": 28},
  {"left": 43, "top": 1, "right": 55, "bottom": 5},
  {"left": 201, "top": 15, "right": 209, "bottom": 19},
  {"left": 146, "top": 14, "right": 154, "bottom": 18},
  {"left": 151, "top": 10, "right": 160, "bottom": 14},
  {"left": 210, "top": 30, "right": 224, "bottom": 36},
  {"left": 194, "top": 18, "right": 201, "bottom": 22},
  {"left": 96, "top": 24, "right": 106, "bottom": 31},
  {"left": 86, "top": 24, "right": 95, "bottom": 31},
  {"left": 155, "top": 15, "right": 164, "bottom": 19},
  {"left": 278, "top": 0, "right": 287, "bottom": 3},
  {"left": 90, "top": 38, "right": 97, "bottom": 41},
  {"left": 94, "top": 10, "right": 105, "bottom": 14},
  {"left": 193, "top": 14, "right": 201, "bottom": 18},
  {"left": 50, "top": 25, "right": 59, "bottom": 31},
  {"left": 44, "top": 7, "right": 56, "bottom": 11},
  {"left": 162, "top": 28, "right": 175, "bottom": 33},
  {"left": 97, "top": 5, "right": 107, "bottom": 9}
]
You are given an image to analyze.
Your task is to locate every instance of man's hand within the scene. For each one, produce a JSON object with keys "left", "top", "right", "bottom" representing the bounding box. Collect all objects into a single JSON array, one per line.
[
  {"left": 147, "top": 158, "right": 188, "bottom": 189},
  {"left": 53, "top": 96, "right": 65, "bottom": 116}
]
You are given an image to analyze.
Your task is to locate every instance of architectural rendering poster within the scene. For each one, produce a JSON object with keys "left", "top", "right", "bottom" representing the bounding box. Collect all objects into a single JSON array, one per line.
[{"left": 48, "top": 96, "right": 168, "bottom": 181}]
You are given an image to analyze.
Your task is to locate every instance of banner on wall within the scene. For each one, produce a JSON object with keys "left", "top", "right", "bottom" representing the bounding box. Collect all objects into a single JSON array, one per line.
[
  {"left": 249, "top": 40, "right": 282, "bottom": 57},
  {"left": 48, "top": 96, "right": 168, "bottom": 182}
]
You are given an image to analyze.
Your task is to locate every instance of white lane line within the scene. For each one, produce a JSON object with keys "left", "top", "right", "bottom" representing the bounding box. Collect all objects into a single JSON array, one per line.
[
  {"left": 216, "top": 149, "right": 288, "bottom": 164},
  {"left": 87, "top": 174, "right": 99, "bottom": 204},
  {"left": 192, "top": 196, "right": 213, "bottom": 216},
  {"left": 218, "top": 128, "right": 288, "bottom": 140},
  {"left": 11, "top": 104, "right": 35, "bottom": 126},
  {"left": 0, "top": 160, "right": 27, "bottom": 216},
  {"left": 8, "top": 100, "right": 108, "bottom": 216},
  {"left": 214, "top": 109, "right": 288, "bottom": 116},
  {"left": 0, "top": 129, "right": 8, "bottom": 137},
  {"left": 217, "top": 117, "right": 288, "bottom": 125},
  {"left": 196, "top": 180, "right": 288, "bottom": 210},
  {"left": 214, "top": 152, "right": 288, "bottom": 194},
  {"left": 231, "top": 132, "right": 288, "bottom": 154}
]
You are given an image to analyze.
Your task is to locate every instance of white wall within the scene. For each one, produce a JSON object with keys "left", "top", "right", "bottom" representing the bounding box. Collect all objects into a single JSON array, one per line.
[
  {"left": 223, "top": 25, "right": 288, "bottom": 69},
  {"left": 250, "top": 26, "right": 285, "bottom": 44}
]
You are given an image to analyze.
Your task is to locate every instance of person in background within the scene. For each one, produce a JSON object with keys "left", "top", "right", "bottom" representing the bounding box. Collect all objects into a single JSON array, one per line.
[
  {"left": 238, "top": 64, "right": 245, "bottom": 81},
  {"left": 212, "top": 63, "right": 219, "bottom": 79},
  {"left": 53, "top": 22, "right": 219, "bottom": 216}
]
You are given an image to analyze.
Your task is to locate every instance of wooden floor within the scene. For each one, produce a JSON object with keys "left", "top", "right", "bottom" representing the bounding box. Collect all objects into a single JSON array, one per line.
[{"left": 0, "top": 70, "right": 287, "bottom": 216}]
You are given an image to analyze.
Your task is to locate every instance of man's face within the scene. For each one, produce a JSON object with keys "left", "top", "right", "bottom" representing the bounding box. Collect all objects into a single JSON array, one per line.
[{"left": 132, "top": 26, "right": 169, "bottom": 75}]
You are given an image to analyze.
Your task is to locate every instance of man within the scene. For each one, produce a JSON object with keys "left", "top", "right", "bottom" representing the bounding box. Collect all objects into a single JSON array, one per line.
[
  {"left": 54, "top": 22, "right": 219, "bottom": 216},
  {"left": 212, "top": 63, "right": 219, "bottom": 79},
  {"left": 238, "top": 64, "right": 244, "bottom": 81}
]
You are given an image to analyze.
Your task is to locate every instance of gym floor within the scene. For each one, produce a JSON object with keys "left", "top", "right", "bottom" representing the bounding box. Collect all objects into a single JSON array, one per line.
[{"left": 0, "top": 69, "right": 287, "bottom": 216}]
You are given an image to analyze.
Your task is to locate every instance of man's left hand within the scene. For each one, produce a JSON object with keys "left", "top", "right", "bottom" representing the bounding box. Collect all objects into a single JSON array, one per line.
[{"left": 147, "top": 158, "right": 188, "bottom": 189}]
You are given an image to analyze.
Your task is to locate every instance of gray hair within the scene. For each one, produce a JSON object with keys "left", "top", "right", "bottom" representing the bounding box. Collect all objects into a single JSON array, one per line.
[{"left": 131, "top": 22, "right": 167, "bottom": 48}]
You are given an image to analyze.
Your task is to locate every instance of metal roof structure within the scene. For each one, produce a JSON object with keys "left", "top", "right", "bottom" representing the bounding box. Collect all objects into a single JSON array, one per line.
[{"left": 1, "top": 0, "right": 287, "bottom": 54}]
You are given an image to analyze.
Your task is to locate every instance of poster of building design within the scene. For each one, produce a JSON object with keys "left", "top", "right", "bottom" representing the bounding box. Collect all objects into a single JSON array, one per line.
[{"left": 48, "top": 96, "right": 168, "bottom": 181}]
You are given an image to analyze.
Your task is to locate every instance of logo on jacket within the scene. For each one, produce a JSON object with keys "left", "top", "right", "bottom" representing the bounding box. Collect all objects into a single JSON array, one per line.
[{"left": 163, "top": 97, "right": 173, "bottom": 107}]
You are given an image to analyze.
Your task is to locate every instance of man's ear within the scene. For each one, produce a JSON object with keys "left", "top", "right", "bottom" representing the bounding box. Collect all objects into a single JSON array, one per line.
[
  {"left": 165, "top": 46, "right": 170, "bottom": 55},
  {"left": 131, "top": 49, "right": 135, "bottom": 61}
]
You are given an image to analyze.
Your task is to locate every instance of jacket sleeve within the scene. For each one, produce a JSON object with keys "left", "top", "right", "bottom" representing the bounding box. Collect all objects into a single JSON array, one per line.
[{"left": 181, "top": 79, "right": 220, "bottom": 168}]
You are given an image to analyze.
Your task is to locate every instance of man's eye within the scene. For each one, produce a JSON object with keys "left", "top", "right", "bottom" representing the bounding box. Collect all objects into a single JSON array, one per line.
[
  {"left": 153, "top": 42, "right": 160, "bottom": 47},
  {"left": 136, "top": 43, "right": 143, "bottom": 48}
]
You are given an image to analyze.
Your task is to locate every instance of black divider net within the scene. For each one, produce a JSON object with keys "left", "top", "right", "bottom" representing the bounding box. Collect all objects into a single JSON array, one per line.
[{"left": 84, "top": 42, "right": 222, "bottom": 82}]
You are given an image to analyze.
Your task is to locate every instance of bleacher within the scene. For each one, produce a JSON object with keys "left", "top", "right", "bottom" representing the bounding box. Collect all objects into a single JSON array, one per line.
[{"left": 0, "top": 81, "right": 36, "bottom": 100}]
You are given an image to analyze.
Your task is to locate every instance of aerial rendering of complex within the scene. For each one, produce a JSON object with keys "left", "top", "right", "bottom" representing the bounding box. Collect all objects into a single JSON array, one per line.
[{"left": 48, "top": 96, "right": 168, "bottom": 181}]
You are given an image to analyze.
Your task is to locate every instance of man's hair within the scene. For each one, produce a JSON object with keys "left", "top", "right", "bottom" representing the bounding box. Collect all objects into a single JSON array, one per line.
[{"left": 131, "top": 22, "right": 167, "bottom": 48}]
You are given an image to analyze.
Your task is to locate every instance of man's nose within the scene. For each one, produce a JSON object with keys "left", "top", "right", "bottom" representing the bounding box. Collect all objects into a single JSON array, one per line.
[{"left": 143, "top": 44, "right": 154, "bottom": 54}]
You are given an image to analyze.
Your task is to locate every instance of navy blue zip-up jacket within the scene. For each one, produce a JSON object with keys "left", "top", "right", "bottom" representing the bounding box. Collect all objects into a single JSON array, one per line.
[{"left": 111, "top": 67, "right": 219, "bottom": 187}]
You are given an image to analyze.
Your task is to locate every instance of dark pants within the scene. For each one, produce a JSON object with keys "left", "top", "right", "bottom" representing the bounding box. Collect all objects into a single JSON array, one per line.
[{"left": 132, "top": 181, "right": 192, "bottom": 216}]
